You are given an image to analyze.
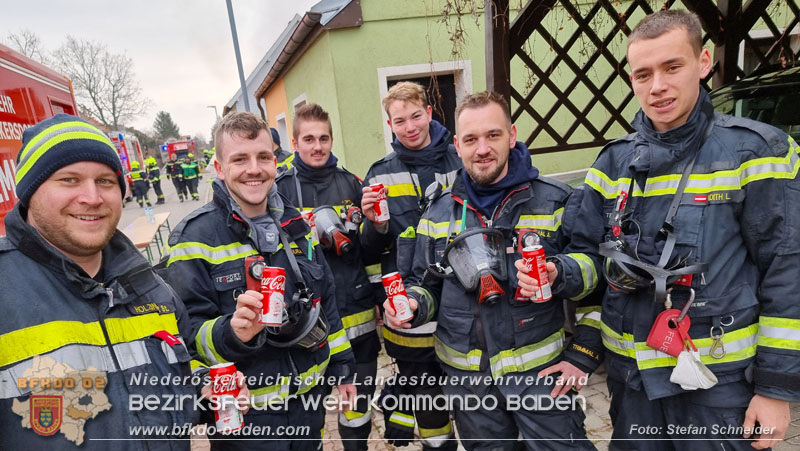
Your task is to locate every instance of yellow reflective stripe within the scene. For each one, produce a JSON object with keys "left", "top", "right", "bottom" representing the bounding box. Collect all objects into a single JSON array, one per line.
[
  {"left": 250, "top": 376, "right": 291, "bottom": 406},
  {"left": 759, "top": 316, "right": 800, "bottom": 351},
  {"left": 489, "top": 329, "right": 564, "bottom": 379},
  {"left": 419, "top": 423, "right": 452, "bottom": 438},
  {"left": 516, "top": 208, "right": 564, "bottom": 231},
  {"left": 383, "top": 327, "right": 434, "bottom": 348},
  {"left": 341, "top": 308, "right": 376, "bottom": 329},
  {"left": 575, "top": 306, "right": 601, "bottom": 330},
  {"left": 434, "top": 336, "right": 482, "bottom": 371},
  {"left": 388, "top": 184, "right": 418, "bottom": 197},
  {"left": 584, "top": 169, "right": 642, "bottom": 199},
  {"left": 104, "top": 312, "right": 179, "bottom": 343},
  {"left": 364, "top": 263, "right": 381, "bottom": 276},
  {"left": 389, "top": 411, "right": 415, "bottom": 427},
  {"left": 165, "top": 241, "right": 258, "bottom": 266},
  {"left": 343, "top": 409, "right": 368, "bottom": 420},
  {"left": 190, "top": 360, "right": 208, "bottom": 372},
  {"left": 194, "top": 317, "right": 228, "bottom": 366},
  {"left": 296, "top": 356, "right": 330, "bottom": 395},
  {"left": 417, "top": 219, "right": 462, "bottom": 239},
  {"left": 563, "top": 253, "right": 597, "bottom": 301},
  {"left": 0, "top": 321, "right": 106, "bottom": 367},
  {"left": 399, "top": 226, "right": 416, "bottom": 238},
  {"left": 600, "top": 322, "right": 636, "bottom": 358},
  {"left": 328, "top": 329, "right": 352, "bottom": 356}
]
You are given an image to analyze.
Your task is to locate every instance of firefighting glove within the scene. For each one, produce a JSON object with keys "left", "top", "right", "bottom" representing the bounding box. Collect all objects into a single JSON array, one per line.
[{"left": 379, "top": 384, "right": 415, "bottom": 446}]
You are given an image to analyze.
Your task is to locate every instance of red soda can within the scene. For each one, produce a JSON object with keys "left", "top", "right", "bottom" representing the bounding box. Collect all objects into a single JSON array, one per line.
[
  {"left": 259, "top": 267, "right": 286, "bottom": 326},
  {"left": 522, "top": 245, "right": 552, "bottom": 303},
  {"left": 210, "top": 362, "right": 243, "bottom": 433},
  {"left": 369, "top": 184, "right": 390, "bottom": 223},
  {"left": 382, "top": 272, "right": 413, "bottom": 322},
  {"left": 302, "top": 211, "right": 318, "bottom": 243}
]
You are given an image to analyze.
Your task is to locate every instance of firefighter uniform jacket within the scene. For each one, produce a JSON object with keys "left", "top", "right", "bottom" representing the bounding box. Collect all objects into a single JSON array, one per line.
[
  {"left": 181, "top": 161, "right": 199, "bottom": 180},
  {"left": 165, "top": 160, "right": 183, "bottom": 180},
  {"left": 405, "top": 166, "right": 604, "bottom": 381},
  {"left": 148, "top": 162, "right": 161, "bottom": 182},
  {"left": 161, "top": 183, "right": 355, "bottom": 410},
  {"left": 360, "top": 130, "right": 462, "bottom": 362},
  {"left": 566, "top": 91, "right": 800, "bottom": 401},
  {"left": 275, "top": 163, "right": 382, "bottom": 361},
  {"left": 0, "top": 206, "right": 197, "bottom": 450},
  {"left": 130, "top": 167, "right": 148, "bottom": 184}
]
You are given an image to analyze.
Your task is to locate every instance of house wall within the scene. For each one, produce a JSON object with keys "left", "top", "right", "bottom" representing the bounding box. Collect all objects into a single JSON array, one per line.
[{"left": 262, "top": 78, "right": 292, "bottom": 149}]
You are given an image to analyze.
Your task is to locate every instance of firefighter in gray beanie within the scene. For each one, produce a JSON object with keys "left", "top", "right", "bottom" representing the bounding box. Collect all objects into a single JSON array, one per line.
[{"left": 15, "top": 113, "right": 125, "bottom": 207}]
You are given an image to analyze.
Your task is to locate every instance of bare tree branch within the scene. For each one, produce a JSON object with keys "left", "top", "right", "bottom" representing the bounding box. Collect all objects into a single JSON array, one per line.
[{"left": 4, "top": 30, "right": 49, "bottom": 65}]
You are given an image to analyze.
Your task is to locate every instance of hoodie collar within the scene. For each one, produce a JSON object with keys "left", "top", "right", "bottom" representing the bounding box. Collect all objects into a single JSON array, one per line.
[
  {"left": 293, "top": 152, "right": 339, "bottom": 179},
  {"left": 392, "top": 120, "right": 451, "bottom": 164}
]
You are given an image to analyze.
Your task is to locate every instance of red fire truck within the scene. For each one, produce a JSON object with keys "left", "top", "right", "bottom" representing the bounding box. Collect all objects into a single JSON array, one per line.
[
  {"left": 163, "top": 138, "right": 196, "bottom": 161},
  {"left": 111, "top": 131, "right": 144, "bottom": 203},
  {"left": 0, "top": 43, "right": 79, "bottom": 235}
]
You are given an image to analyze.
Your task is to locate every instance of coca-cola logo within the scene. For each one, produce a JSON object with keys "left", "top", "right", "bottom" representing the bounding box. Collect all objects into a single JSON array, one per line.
[
  {"left": 262, "top": 275, "right": 286, "bottom": 291},
  {"left": 386, "top": 279, "right": 405, "bottom": 296},
  {"left": 213, "top": 374, "right": 238, "bottom": 394},
  {"left": 522, "top": 257, "right": 534, "bottom": 271}
]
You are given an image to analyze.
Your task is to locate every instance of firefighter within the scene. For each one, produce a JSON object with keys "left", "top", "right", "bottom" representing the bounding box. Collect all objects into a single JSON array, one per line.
[
  {"left": 147, "top": 156, "right": 165, "bottom": 204},
  {"left": 384, "top": 92, "right": 600, "bottom": 450},
  {"left": 360, "top": 81, "right": 461, "bottom": 450},
  {"left": 0, "top": 113, "right": 228, "bottom": 449},
  {"left": 275, "top": 104, "right": 381, "bottom": 451},
  {"left": 182, "top": 153, "right": 200, "bottom": 201},
  {"left": 271, "top": 127, "right": 294, "bottom": 174},
  {"left": 165, "top": 153, "right": 187, "bottom": 202},
  {"left": 162, "top": 112, "right": 356, "bottom": 451},
  {"left": 565, "top": 10, "right": 799, "bottom": 450},
  {"left": 129, "top": 160, "right": 151, "bottom": 207},
  {"left": 203, "top": 147, "right": 213, "bottom": 165}
]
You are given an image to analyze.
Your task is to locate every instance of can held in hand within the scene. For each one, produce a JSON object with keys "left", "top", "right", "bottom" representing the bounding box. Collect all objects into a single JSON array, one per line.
[
  {"left": 522, "top": 245, "right": 552, "bottom": 303},
  {"left": 382, "top": 271, "right": 413, "bottom": 322},
  {"left": 259, "top": 267, "right": 286, "bottom": 326},
  {"left": 210, "top": 362, "right": 243, "bottom": 433},
  {"left": 369, "top": 184, "right": 390, "bottom": 223}
]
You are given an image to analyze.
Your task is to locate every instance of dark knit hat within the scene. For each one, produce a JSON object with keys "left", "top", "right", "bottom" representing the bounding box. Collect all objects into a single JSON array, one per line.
[
  {"left": 15, "top": 114, "right": 125, "bottom": 206},
  {"left": 270, "top": 127, "right": 280, "bottom": 146}
]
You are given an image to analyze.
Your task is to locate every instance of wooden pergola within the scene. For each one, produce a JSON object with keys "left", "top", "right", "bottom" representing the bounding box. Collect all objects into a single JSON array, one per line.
[{"left": 485, "top": 0, "right": 800, "bottom": 154}]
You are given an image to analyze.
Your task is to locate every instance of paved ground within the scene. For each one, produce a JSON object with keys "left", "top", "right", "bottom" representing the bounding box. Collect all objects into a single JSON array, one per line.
[{"left": 136, "top": 166, "right": 798, "bottom": 451}]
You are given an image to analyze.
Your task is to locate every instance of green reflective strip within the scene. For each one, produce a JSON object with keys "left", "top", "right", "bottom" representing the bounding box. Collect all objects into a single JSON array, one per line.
[
  {"left": 516, "top": 208, "right": 564, "bottom": 231},
  {"left": 490, "top": 329, "right": 564, "bottom": 379},
  {"left": 383, "top": 327, "right": 434, "bottom": 348},
  {"left": 278, "top": 154, "right": 295, "bottom": 169},
  {"left": 419, "top": 423, "right": 452, "bottom": 438},
  {"left": 417, "top": 219, "right": 462, "bottom": 239},
  {"left": 328, "top": 329, "right": 352, "bottom": 356},
  {"left": 165, "top": 241, "right": 258, "bottom": 267},
  {"left": 563, "top": 253, "right": 598, "bottom": 301},
  {"left": 759, "top": 316, "right": 800, "bottom": 351},
  {"left": 16, "top": 122, "right": 115, "bottom": 183},
  {"left": 190, "top": 360, "right": 208, "bottom": 371},
  {"left": 600, "top": 322, "right": 636, "bottom": 358},
  {"left": 389, "top": 411, "right": 415, "bottom": 428},
  {"left": 364, "top": 263, "right": 381, "bottom": 276},
  {"left": 576, "top": 306, "right": 602, "bottom": 330},
  {"left": 341, "top": 308, "right": 377, "bottom": 340},
  {"left": 586, "top": 138, "right": 800, "bottom": 200},
  {"left": 194, "top": 318, "right": 227, "bottom": 366},
  {"left": 387, "top": 184, "right": 417, "bottom": 197},
  {"left": 250, "top": 377, "right": 291, "bottom": 406},
  {"left": 399, "top": 226, "right": 416, "bottom": 238},
  {"left": 104, "top": 312, "right": 180, "bottom": 344},
  {"left": 0, "top": 321, "right": 106, "bottom": 367},
  {"left": 296, "top": 356, "right": 330, "bottom": 395},
  {"left": 434, "top": 336, "right": 482, "bottom": 371},
  {"left": 370, "top": 173, "right": 419, "bottom": 198},
  {"left": 340, "top": 409, "right": 372, "bottom": 428}
]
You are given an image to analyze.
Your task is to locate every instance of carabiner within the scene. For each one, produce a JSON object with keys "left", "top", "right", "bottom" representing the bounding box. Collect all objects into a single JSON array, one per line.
[{"left": 709, "top": 326, "right": 726, "bottom": 359}]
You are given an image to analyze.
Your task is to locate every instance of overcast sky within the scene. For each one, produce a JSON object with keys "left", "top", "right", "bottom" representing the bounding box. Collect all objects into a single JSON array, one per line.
[{"left": 1, "top": 0, "right": 319, "bottom": 140}]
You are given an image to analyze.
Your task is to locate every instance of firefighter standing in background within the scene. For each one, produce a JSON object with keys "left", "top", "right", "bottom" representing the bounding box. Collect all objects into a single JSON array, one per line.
[
  {"left": 130, "top": 160, "right": 151, "bottom": 207},
  {"left": 182, "top": 153, "right": 200, "bottom": 201},
  {"left": 203, "top": 148, "right": 213, "bottom": 165},
  {"left": 165, "top": 153, "right": 187, "bottom": 202},
  {"left": 147, "top": 156, "right": 165, "bottom": 205},
  {"left": 275, "top": 104, "right": 382, "bottom": 451},
  {"left": 271, "top": 127, "right": 294, "bottom": 174}
]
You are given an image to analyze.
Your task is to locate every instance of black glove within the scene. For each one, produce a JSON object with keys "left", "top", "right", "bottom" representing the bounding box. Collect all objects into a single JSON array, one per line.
[{"left": 378, "top": 383, "right": 415, "bottom": 446}]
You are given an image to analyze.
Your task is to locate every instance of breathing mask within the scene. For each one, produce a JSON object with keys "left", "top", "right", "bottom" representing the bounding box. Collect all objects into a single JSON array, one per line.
[{"left": 312, "top": 206, "right": 353, "bottom": 256}]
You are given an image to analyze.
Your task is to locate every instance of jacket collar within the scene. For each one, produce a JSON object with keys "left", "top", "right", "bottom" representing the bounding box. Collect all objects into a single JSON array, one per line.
[{"left": 450, "top": 168, "right": 533, "bottom": 227}]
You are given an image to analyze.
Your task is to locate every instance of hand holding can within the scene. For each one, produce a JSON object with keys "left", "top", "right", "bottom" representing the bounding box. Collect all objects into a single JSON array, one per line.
[
  {"left": 210, "top": 363, "right": 244, "bottom": 434},
  {"left": 260, "top": 267, "right": 286, "bottom": 326},
  {"left": 382, "top": 272, "right": 414, "bottom": 323},
  {"left": 521, "top": 246, "right": 552, "bottom": 302}
]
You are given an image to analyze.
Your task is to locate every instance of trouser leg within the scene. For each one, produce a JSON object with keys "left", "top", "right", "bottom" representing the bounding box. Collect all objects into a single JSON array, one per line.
[
  {"left": 153, "top": 180, "right": 164, "bottom": 203},
  {"left": 441, "top": 380, "right": 517, "bottom": 451},
  {"left": 171, "top": 179, "right": 185, "bottom": 201},
  {"left": 397, "top": 360, "right": 457, "bottom": 451},
  {"left": 338, "top": 358, "right": 378, "bottom": 451}
]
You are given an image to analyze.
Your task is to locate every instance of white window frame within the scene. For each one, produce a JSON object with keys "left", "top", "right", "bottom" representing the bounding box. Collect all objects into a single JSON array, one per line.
[{"left": 377, "top": 60, "right": 472, "bottom": 154}]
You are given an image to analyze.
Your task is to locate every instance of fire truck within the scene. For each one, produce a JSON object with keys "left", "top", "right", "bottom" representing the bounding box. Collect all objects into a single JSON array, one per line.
[
  {"left": 0, "top": 43, "right": 79, "bottom": 235},
  {"left": 110, "top": 131, "right": 144, "bottom": 203},
  {"left": 163, "top": 138, "right": 196, "bottom": 161}
]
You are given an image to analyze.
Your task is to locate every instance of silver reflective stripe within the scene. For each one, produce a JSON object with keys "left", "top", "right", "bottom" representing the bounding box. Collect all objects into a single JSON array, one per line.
[
  {"left": 760, "top": 325, "right": 800, "bottom": 341},
  {"left": 112, "top": 340, "right": 152, "bottom": 370},
  {"left": 338, "top": 409, "right": 373, "bottom": 428},
  {"left": 370, "top": 172, "right": 416, "bottom": 187},
  {"left": 328, "top": 330, "right": 350, "bottom": 352},
  {"left": 17, "top": 123, "right": 112, "bottom": 171},
  {"left": 490, "top": 333, "right": 564, "bottom": 378},
  {"left": 197, "top": 320, "right": 220, "bottom": 366},
  {"left": 251, "top": 383, "right": 291, "bottom": 407},
  {"left": 383, "top": 320, "right": 437, "bottom": 335},
  {"left": 166, "top": 242, "right": 256, "bottom": 263},
  {"left": 435, "top": 169, "right": 458, "bottom": 188},
  {"left": 420, "top": 435, "right": 452, "bottom": 449},
  {"left": 576, "top": 309, "right": 601, "bottom": 323},
  {"left": 367, "top": 274, "right": 382, "bottom": 284},
  {"left": 345, "top": 321, "right": 376, "bottom": 340},
  {"left": 434, "top": 338, "right": 482, "bottom": 370},
  {"left": 390, "top": 411, "right": 415, "bottom": 428}
]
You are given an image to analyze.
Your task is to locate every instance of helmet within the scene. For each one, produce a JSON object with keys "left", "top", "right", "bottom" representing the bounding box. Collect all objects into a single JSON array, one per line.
[
  {"left": 434, "top": 228, "right": 507, "bottom": 304},
  {"left": 187, "top": 153, "right": 194, "bottom": 158},
  {"left": 265, "top": 291, "right": 329, "bottom": 349},
  {"left": 130, "top": 161, "right": 140, "bottom": 169},
  {"left": 147, "top": 156, "right": 157, "bottom": 166}
]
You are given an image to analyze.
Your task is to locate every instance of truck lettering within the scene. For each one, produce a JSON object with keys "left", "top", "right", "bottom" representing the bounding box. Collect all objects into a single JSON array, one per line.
[
  {"left": 0, "top": 95, "right": 15, "bottom": 114},
  {"left": 0, "top": 158, "right": 17, "bottom": 203}
]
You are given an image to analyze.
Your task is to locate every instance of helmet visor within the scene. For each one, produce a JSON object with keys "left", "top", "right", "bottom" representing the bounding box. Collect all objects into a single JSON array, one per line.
[{"left": 442, "top": 228, "right": 507, "bottom": 292}]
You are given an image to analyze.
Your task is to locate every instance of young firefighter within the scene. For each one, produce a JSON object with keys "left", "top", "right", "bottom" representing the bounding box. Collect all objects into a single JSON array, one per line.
[
  {"left": 275, "top": 103, "right": 382, "bottom": 451},
  {"left": 182, "top": 153, "right": 201, "bottom": 201},
  {"left": 565, "top": 10, "right": 799, "bottom": 449},
  {"left": 166, "top": 152, "right": 188, "bottom": 202},
  {"left": 147, "top": 155, "right": 165, "bottom": 204},
  {"left": 129, "top": 159, "right": 151, "bottom": 207},
  {"left": 360, "top": 81, "right": 461, "bottom": 450},
  {"left": 385, "top": 92, "right": 601, "bottom": 451},
  {"left": 162, "top": 112, "right": 357, "bottom": 451},
  {"left": 271, "top": 127, "right": 294, "bottom": 174}
]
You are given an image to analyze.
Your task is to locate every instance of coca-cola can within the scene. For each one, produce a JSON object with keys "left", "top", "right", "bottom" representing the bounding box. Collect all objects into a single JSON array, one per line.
[
  {"left": 210, "top": 362, "right": 243, "bottom": 433},
  {"left": 369, "top": 184, "right": 390, "bottom": 223},
  {"left": 259, "top": 267, "right": 286, "bottom": 326},
  {"left": 522, "top": 245, "right": 552, "bottom": 302},
  {"left": 382, "top": 272, "right": 413, "bottom": 322}
]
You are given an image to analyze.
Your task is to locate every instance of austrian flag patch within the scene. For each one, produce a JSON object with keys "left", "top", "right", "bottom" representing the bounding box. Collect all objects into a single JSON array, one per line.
[{"left": 694, "top": 195, "right": 707, "bottom": 203}]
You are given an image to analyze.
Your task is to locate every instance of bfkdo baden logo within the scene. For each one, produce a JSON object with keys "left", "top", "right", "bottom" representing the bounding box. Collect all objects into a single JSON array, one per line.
[{"left": 30, "top": 395, "right": 63, "bottom": 436}]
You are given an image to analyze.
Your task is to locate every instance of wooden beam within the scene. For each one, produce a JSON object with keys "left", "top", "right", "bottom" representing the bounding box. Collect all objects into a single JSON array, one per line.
[
  {"left": 711, "top": 0, "right": 743, "bottom": 88},
  {"left": 509, "top": 0, "right": 558, "bottom": 54},
  {"left": 485, "top": 0, "right": 511, "bottom": 101}
]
